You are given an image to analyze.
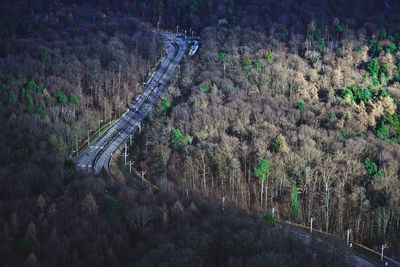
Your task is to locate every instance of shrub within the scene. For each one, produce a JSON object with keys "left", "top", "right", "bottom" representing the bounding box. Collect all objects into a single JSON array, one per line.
[
  {"left": 26, "top": 93, "right": 34, "bottom": 114},
  {"left": 396, "top": 64, "right": 400, "bottom": 82},
  {"left": 255, "top": 60, "right": 263, "bottom": 70},
  {"left": 385, "top": 113, "right": 400, "bottom": 135},
  {"left": 25, "top": 80, "right": 43, "bottom": 94},
  {"left": 218, "top": 52, "right": 228, "bottom": 64},
  {"left": 37, "top": 100, "right": 46, "bottom": 118},
  {"left": 343, "top": 112, "right": 350, "bottom": 121},
  {"left": 337, "top": 23, "right": 345, "bottom": 33},
  {"left": 363, "top": 158, "right": 382, "bottom": 180},
  {"left": 273, "top": 134, "right": 288, "bottom": 152},
  {"left": 170, "top": 128, "right": 192, "bottom": 152},
  {"left": 369, "top": 40, "right": 382, "bottom": 57},
  {"left": 377, "top": 112, "right": 400, "bottom": 142},
  {"left": 198, "top": 85, "right": 210, "bottom": 93},
  {"left": 319, "top": 37, "right": 326, "bottom": 51},
  {"left": 367, "top": 58, "right": 380, "bottom": 86},
  {"left": 243, "top": 56, "right": 252, "bottom": 72},
  {"left": 341, "top": 88, "right": 354, "bottom": 103},
  {"left": 41, "top": 50, "right": 52, "bottom": 62},
  {"left": 341, "top": 85, "right": 372, "bottom": 104},
  {"left": 70, "top": 93, "right": 80, "bottom": 109},
  {"left": 335, "top": 47, "right": 342, "bottom": 57},
  {"left": 340, "top": 130, "right": 349, "bottom": 138},
  {"left": 329, "top": 112, "right": 337, "bottom": 122},
  {"left": 265, "top": 51, "right": 274, "bottom": 64},
  {"left": 161, "top": 98, "right": 172, "bottom": 113},
  {"left": 54, "top": 91, "right": 68, "bottom": 105},
  {"left": 377, "top": 122, "right": 390, "bottom": 140},
  {"left": 296, "top": 102, "right": 306, "bottom": 111},
  {"left": 360, "top": 88, "right": 372, "bottom": 103},
  {"left": 9, "top": 90, "right": 17, "bottom": 104}
]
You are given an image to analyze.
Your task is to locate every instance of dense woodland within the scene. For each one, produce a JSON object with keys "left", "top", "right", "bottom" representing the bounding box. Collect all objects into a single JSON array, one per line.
[
  {"left": 0, "top": 174, "right": 354, "bottom": 266},
  {"left": 0, "top": 2, "right": 163, "bottom": 199},
  {"left": 0, "top": 0, "right": 399, "bottom": 265}
]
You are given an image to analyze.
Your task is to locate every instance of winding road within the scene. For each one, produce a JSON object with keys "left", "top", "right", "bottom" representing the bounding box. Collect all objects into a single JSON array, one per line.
[{"left": 76, "top": 32, "right": 187, "bottom": 175}]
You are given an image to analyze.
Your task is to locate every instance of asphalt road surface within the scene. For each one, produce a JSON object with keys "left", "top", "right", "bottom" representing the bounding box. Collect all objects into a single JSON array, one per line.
[
  {"left": 76, "top": 32, "right": 187, "bottom": 175},
  {"left": 355, "top": 256, "right": 376, "bottom": 267}
]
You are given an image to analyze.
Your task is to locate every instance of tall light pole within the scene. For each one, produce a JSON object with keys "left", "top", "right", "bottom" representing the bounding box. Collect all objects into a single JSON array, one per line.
[
  {"left": 346, "top": 229, "right": 352, "bottom": 246},
  {"left": 380, "top": 244, "right": 388, "bottom": 262},
  {"left": 141, "top": 170, "right": 147, "bottom": 181},
  {"left": 87, "top": 130, "right": 92, "bottom": 147},
  {"left": 109, "top": 109, "right": 114, "bottom": 124},
  {"left": 310, "top": 217, "right": 316, "bottom": 233},
  {"left": 76, "top": 138, "right": 82, "bottom": 156},
  {"left": 118, "top": 102, "right": 123, "bottom": 117},
  {"left": 98, "top": 119, "right": 103, "bottom": 137},
  {"left": 127, "top": 160, "right": 134, "bottom": 174},
  {"left": 127, "top": 92, "right": 133, "bottom": 106},
  {"left": 124, "top": 142, "right": 128, "bottom": 165}
]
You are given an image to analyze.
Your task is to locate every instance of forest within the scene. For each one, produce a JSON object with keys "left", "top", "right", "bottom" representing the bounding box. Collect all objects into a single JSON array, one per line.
[
  {"left": 0, "top": 0, "right": 399, "bottom": 265},
  {"left": 138, "top": 0, "right": 400, "bottom": 259}
]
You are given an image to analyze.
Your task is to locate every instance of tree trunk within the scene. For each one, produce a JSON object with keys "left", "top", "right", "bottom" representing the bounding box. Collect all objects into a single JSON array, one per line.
[{"left": 265, "top": 180, "right": 268, "bottom": 209}]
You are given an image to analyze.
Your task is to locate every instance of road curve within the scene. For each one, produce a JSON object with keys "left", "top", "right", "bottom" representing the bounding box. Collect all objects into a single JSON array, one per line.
[
  {"left": 280, "top": 224, "right": 393, "bottom": 267},
  {"left": 355, "top": 256, "right": 376, "bottom": 267},
  {"left": 76, "top": 33, "right": 187, "bottom": 175}
]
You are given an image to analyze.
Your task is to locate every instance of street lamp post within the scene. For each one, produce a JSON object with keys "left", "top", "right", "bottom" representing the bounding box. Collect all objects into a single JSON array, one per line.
[
  {"left": 128, "top": 160, "right": 134, "bottom": 174},
  {"left": 127, "top": 92, "right": 133, "bottom": 106},
  {"left": 87, "top": 130, "right": 92, "bottom": 147},
  {"left": 346, "top": 229, "right": 352, "bottom": 246},
  {"left": 76, "top": 138, "right": 82, "bottom": 156},
  {"left": 380, "top": 244, "right": 388, "bottom": 262},
  {"left": 118, "top": 102, "right": 123, "bottom": 117},
  {"left": 310, "top": 217, "right": 316, "bottom": 233},
  {"left": 141, "top": 170, "right": 147, "bottom": 181},
  {"left": 98, "top": 119, "right": 103, "bottom": 137},
  {"left": 124, "top": 142, "right": 128, "bottom": 165}
]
